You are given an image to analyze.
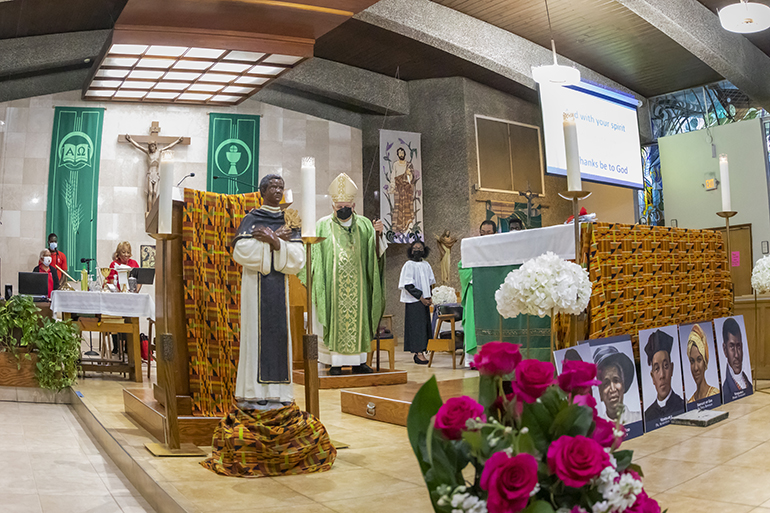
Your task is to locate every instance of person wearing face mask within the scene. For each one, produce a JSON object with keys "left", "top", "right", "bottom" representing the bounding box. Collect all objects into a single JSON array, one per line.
[
  {"left": 307, "top": 173, "right": 387, "bottom": 376},
  {"left": 47, "top": 233, "right": 67, "bottom": 283},
  {"left": 399, "top": 241, "right": 435, "bottom": 364},
  {"left": 32, "top": 249, "right": 60, "bottom": 298}
]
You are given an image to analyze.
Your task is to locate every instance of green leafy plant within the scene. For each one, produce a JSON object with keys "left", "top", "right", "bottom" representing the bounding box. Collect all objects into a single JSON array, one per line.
[
  {"left": 35, "top": 317, "right": 81, "bottom": 391},
  {"left": 0, "top": 295, "right": 41, "bottom": 365}
]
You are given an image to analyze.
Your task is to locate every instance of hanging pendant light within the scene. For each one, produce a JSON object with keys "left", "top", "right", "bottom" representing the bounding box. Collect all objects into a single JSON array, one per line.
[
  {"left": 531, "top": 0, "right": 580, "bottom": 87},
  {"left": 719, "top": 0, "right": 770, "bottom": 34}
]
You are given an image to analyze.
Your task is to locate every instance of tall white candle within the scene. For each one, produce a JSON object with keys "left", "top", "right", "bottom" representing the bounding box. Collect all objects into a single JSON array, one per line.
[
  {"left": 158, "top": 161, "right": 173, "bottom": 234},
  {"left": 719, "top": 154, "right": 731, "bottom": 212},
  {"left": 563, "top": 112, "right": 581, "bottom": 191},
  {"left": 301, "top": 157, "right": 316, "bottom": 237}
]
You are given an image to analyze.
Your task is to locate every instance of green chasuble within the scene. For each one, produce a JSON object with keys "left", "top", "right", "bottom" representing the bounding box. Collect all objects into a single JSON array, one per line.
[
  {"left": 458, "top": 261, "right": 476, "bottom": 355},
  {"left": 310, "top": 214, "right": 385, "bottom": 355}
]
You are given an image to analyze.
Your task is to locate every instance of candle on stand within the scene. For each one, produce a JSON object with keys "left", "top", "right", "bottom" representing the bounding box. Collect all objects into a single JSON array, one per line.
[
  {"left": 563, "top": 112, "right": 581, "bottom": 191},
  {"left": 719, "top": 154, "right": 731, "bottom": 212},
  {"left": 158, "top": 160, "right": 174, "bottom": 234},
  {"left": 301, "top": 157, "right": 316, "bottom": 237}
]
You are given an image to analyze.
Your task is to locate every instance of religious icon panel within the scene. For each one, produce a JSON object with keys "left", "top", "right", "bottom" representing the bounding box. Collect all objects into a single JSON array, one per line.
[
  {"left": 379, "top": 129, "right": 423, "bottom": 244},
  {"left": 678, "top": 322, "right": 722, "bottom": 411},
  {"left": 638, "top": 325, "right": 685, "bottom": 432},
  {"left": 714, "top": 315, "right": 754, "bottom": 404}
]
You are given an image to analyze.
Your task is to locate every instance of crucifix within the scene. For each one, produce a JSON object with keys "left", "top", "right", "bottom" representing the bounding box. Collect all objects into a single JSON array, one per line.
[
  {"left": 518, "top": 182, "right": 548, "bottom": 228},
  {"left": 118, "top": 122, "right": 191, "bottom": 213}
]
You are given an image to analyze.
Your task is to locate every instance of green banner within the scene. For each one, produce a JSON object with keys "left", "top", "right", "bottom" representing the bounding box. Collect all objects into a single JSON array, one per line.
[
  {"left": 207, "top": 113, "right": 260, "bottom": 195},
  {"left": 46, "top": 107, "right": 104, "bottom": 273}
]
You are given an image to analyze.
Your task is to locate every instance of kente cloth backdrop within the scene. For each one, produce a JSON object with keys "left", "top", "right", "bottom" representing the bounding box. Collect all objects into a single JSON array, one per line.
[
  {"left": 586, "top": 223, "right": 733, "bottom": 355},
  {"left": 46, "top": 107, "right": 104, "bottom": 269},
  {"left": 183, "top": 189, "right": 262, "bottom": 416},
  {"left": 379, "top": 129, "right": 423, "bottom": 244},
  {"left": 207, "top": 113, "right": 260, "bottom": 195},
  {"left": 200, "top": 403, "right": 336, "bottom": 477}
]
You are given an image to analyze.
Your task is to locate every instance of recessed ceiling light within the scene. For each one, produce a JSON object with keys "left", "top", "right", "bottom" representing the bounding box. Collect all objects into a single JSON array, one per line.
[
  {"left": 200, "top": 73, "right": 238, "bottom": 83},
  {"left": 91, "top": 80, "right": 122, "bottom": 88},
  {"left": 224, "top": 51, "right": 265, "bottom": 62},
  {"left": 249, "top": 65, "right": 284, "bottom": 76},
  {"left": 178, "top": 92, "right": 212, "bottom": 101},
  {"left": 211, "top": 62, "right": 251, "bottom": 73},
  {"left": 211, "top": 95, "right": 241, "bottom": 103},
  {"left": 103, "top": 57, "right": 138, "bottom": 67},
  {"left": 85, "top": 90, "right": 115, "bottom": 97},
  {"left": 146, "top": 45, "right": 188, "bottom": 57},
  {"left": 188, "top": 83, "right": 223, "bottom": 92},
  {"left": 145, "top": 91, "right": 180, "bottom": 100},
  {"left": 121, "top": 81, "right": 154, "bottom": 89},
  {"left": 235, "top": 76, "right": 268, "bottom": 85},
  {"left": 262, "top": 54, "right": 303, "bottom": 65},
  {"left": 137, "top": 58, "right": 175, "bottom": 68},
  {"left": 129, "top": 70, "right": 164, "bottom": 79},
  {"left": 96, "top": 69, "right": 129, "bottom": 78},
  {"left": 110, "top": 44, "right": 148, "bottom": 55},
  {"left": 155, "top": 82, "right": 190, "bottom": 91},
  {"left": 84, "top": 58, "right": 91, "bottom": 63},
  {"left": 186, "top": 48, "right": 225, "bottom": 59},
  {"left": 114, "top": 90, "right": 146, "bottom": 98},
  {"left": 173, "top": 60, "right": 214, "bottom": 71},
  {"left": 222, "top": 86, "right": 254, "bottom": 94},
  {"left": 164, "top": 71, "right": 201, "bottom": 81}
]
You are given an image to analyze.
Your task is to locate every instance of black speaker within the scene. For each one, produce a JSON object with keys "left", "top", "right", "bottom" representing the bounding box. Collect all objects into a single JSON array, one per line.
[{"left": 4, "top": 284, "right": 11, "bottom": 300}]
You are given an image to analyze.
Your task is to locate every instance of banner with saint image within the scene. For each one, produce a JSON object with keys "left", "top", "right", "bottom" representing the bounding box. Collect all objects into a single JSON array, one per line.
[
  {"left": 379, "top": 129, "right": 423, "bottom": 244},
  {"left": 207, "top": 113, "right": 260, "bottom": 195},
  {"left": 46, "top": 107, "right": 104, "bottom": 272}
]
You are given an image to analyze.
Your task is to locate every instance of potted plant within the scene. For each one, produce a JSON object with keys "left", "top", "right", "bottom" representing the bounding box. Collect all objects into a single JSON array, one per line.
[
  {"left": 35, "top": 317, "right": 81, "bottom": 391},
  {"left": 0, "top": 296, "right": 42, "bottom": 385}
]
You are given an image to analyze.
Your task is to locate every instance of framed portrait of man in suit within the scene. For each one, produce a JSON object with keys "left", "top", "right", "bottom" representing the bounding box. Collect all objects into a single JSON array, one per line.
[
  {"left": 714, "top": 315, "right": 753, "bottom": 404},
  {"left": 639, "top": 325, "right": 685, "bottom": 432}
]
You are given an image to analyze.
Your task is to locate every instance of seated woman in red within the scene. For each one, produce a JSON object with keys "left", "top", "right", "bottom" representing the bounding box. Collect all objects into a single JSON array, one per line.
[
  {"left": 32, "top": 249, "right": 59, "bottom": 298},
  {"left": 107, "top": 241, "right": 139, "bottom": 291}
]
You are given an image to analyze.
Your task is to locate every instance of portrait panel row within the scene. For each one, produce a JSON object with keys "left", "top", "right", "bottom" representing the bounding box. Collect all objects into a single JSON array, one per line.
[{"left": 554, "top": 315, "right": 753, "bottom": 437}]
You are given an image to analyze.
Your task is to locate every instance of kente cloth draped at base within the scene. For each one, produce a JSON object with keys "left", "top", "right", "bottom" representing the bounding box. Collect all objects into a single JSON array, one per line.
[
  {"left": 200, "top": 403, "right": 336, "bottom": 477},
  {"left": 585, "top": 223, "right": 733, "bottom": 355},
  {"left": 183, "top": 189, "right": 262, "bottom": 416}
]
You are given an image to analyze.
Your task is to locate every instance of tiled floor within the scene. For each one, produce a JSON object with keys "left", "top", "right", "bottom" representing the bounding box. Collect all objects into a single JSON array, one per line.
[
  {"left": 12, "top": 347, "right": 770, "bottom": 513},
  {"left": 0, "top": 401, "right": 155, "bottom": 513}
]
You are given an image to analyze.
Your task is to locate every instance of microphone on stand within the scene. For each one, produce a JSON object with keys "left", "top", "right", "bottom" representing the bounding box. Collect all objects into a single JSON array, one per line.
[
  {"left": 177, "top": 172, "right": 196, "bottom": 187},
  {"left": 80, "top": 258, "right": 95, "bottom": 263},
  {"left": 213, "top": 175, "right": 257, "bottom": 190}
]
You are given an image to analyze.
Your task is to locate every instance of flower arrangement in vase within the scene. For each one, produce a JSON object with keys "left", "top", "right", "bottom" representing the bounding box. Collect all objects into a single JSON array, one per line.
[
  {"left": 433, "top": 285, "right": 458, "bottom": 306},
  {"left": 751, "top": 255, "right": 770, "bottom": 294},
  {"left": 407, "top": 342, "right": 661, "bottom": 513}
]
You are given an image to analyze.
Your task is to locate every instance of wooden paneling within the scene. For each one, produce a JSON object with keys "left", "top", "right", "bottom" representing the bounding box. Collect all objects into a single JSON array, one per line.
[
  {"left": 735, "top": 295, "right": 770, "bottom": 380},
  {"left": 292, "top": 368, "right": 408, "bottom": 388},
  {"left": 123, "top": 388, "right": 165, "bottom": 443},
  {"left": 0, "top": 353, "right": 38, "bottom": 388}
]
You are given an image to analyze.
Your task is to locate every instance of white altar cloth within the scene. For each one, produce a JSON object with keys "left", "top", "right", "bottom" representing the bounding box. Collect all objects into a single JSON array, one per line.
[
  {"left": 51, "top": 291, "right": 155, "bottom": 320},
  {"left": 460, "top": 224, "right": 576, "bottom": 268}
]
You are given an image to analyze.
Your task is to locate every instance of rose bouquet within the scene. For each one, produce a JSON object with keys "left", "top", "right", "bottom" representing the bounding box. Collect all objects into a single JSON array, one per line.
[
  {"left": 495, "top": 252, "right": 591, "bottom": 318},
  {"left": 433, "top": 285, "right": 458, "bottom": 306},
  {"left": 751, "top": 255, "right": 770, "bottom": 294},
  {"left": 407, "top": 342, "right": 661, "bottom": 513}
]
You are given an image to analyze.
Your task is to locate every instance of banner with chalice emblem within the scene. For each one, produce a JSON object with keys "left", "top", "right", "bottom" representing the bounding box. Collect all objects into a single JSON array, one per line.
[
  {"left": 207, "top": 113, "right": 260, "bottom": 195},
  {"left": 46, "top": 107, "right": 104, "bottom": 271}
]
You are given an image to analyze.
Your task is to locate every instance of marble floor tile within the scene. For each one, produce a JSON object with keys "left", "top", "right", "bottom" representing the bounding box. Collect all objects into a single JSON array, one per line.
[
  {"left": 649, "top": 434, "right": 762, "bottom": 465},
  {"left": 38, "top": 493, "right": 123, "bottom": 513},
  {"left": 275, "top": 467, "right": 421, "bottom": 503},
  {"left": 634, "top": 456, "right": 717, "bottom": 494},
  {"left": 666, "top": 465, "right": 770, "bottom": 506},
  {"left": 2, "top": 493, "right": 43, "bottom": 513},
  {"left": 653, "top": 492, "right": 754, "bottom": 513},
  {"left": 321, "top": 486, "right": 434, "bottom": 513}
]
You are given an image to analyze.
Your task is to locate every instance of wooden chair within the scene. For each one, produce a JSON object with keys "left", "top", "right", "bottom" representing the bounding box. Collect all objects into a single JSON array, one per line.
[
  {"left": 427, "top": 312, "right": 465, "bottom": 369},
  {"left": 367, "top": 314, "right": 397, "bottom": 371}
]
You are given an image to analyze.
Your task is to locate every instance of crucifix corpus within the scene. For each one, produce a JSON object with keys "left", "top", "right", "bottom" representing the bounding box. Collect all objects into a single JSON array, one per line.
[{"left": 119, "top": 121, "right": 191, "bottom": 213}]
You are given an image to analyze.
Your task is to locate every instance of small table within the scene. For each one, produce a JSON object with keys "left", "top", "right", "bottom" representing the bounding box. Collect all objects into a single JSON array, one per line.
[{"left": 51, "top": 291, "right": 155, "bottom": 383}]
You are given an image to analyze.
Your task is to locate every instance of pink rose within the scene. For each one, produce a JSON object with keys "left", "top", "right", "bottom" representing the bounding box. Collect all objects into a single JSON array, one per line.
[
  {"left": 570, "top": 508, "right": 588, "bottom": 513},
  {"left": 547, "top": 435, "right": 610, "bottom": 488},
  {"left": 591, "top": 417, "right": 625, "bottom": 449},
  {"left": 558, "top": 361, "right": 600, "bottom": 395},
  {"left": 626, "top": 491, "right": 661, "bottom": 513},
  {"left": 480, "top": 451, "right": 538, "bottom": 513},
  {"left": 472, "top": 342, "right": 522, "bottom": 376},
  {"left": 434, "top": 396, "right": 486, "bottom": 440},
  {"left": 572, "top": 393, "right": 597, "bottom": 411},
  {"left": 512, "top": 360, "right": 555, "bottom": 403}
]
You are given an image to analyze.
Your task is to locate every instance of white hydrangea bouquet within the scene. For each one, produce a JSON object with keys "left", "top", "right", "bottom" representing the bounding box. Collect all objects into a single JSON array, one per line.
[
  {"left": 495, "top": 251, "right": 591, "bottom": 318},
  {"left": 751, "top": 255, "right": 770, "bottom": 294},
  {"left": 432, "top": 285, "right": 458, "bottom": 305}
]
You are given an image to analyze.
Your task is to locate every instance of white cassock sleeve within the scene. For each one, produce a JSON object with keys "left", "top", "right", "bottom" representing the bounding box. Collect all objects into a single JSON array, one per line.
[{"left": 398, "top": 260, "right": 415, "bottom": 291}]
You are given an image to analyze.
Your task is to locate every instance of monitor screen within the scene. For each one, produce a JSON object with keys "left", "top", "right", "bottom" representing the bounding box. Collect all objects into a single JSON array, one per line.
[
  {"left": 129, "top": 267, "right": 155, "bottom": 285},
  {"left": 18, "top": 272, "right": 48, "bottom": 296},
  {"left": 540, "top": 81, "right": 643, "bottom": 189}
]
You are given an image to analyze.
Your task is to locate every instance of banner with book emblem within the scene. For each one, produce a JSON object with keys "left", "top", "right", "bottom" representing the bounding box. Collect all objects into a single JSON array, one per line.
[
  {"left": 46, "top": 107, "right": 104, "bottom": 272},
  {"left": 207, "top": 113, "right": 260, "bottom": 195}
]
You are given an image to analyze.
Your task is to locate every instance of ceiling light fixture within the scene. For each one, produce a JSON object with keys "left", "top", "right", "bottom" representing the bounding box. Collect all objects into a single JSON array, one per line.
[
  {"left": 531, "top": 0, "right": 580, "bottom": 87},
  {"left": 719, "top": 0, "right": 770, "bottom": 33}
]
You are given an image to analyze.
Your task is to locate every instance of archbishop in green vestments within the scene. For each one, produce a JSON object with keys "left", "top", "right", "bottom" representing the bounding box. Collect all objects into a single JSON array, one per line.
[{"left": 309, "top": 173, "right": 386, "bottom": 373}]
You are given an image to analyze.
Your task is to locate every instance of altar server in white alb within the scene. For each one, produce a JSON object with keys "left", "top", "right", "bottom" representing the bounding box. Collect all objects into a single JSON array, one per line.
[
  {"left": 231, "top": 174, "right": 305, "bottom": 409},
  {"left": 399, "top": 240, "right": 435, "bottom": 365}
]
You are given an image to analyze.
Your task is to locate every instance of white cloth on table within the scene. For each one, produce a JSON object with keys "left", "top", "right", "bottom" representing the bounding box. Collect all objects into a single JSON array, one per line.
[
  {"left": 398, "top": 260, "right": 436, "bottom": 303},
  {"left": 50, "top": 290, "right": 155, "bottom": 320},
  {"left": 233, "top": 236, "right": 305, "bottom": 403},
  {"left": 460, "top": 224, "right": 576, "bottom": 268}
]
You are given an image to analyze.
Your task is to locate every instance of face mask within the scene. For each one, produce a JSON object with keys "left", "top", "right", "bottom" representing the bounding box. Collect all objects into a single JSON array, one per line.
[
  {"left": 336, "top": 206, "right": 353, "bottom": 220},
  {"left": 49, "top": 242, "right": 57, "bottom": 251},
  {"left": 42, "top": 257, "right": 52, "bottom": 266},
  {"left": 412, "top": 250, "right": 424, "bottom": 261}
]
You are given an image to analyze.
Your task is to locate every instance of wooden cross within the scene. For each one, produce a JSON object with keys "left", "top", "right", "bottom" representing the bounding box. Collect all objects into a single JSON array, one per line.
[{"left": 117, "top": 120, "right": 191, "bottom": 145}]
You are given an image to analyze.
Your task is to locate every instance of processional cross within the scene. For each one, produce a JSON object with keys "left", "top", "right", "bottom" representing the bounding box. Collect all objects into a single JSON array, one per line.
[
  {"left": 518, "top": 182, "right": 549, "bottom": 228},
  {"left": 119, "top": 121, "right": 191, "bottom": 214}
]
